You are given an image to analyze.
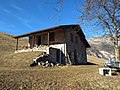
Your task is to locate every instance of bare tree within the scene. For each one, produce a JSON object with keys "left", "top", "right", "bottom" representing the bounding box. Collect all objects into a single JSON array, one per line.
[
  {"left": 56, "top": 0, "right": 120, "bottom": 61},
  {"left": 77, "top": 0, "right": 120, "bottom": 61}
]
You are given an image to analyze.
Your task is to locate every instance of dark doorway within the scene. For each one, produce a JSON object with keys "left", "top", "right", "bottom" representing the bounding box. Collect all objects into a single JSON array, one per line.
[
  {"left": 74, "top": 49, "right": 78, "bottom": 64},
  {"left": 50, "top": 32, "right": 55, "bottom": 41},
  {"left": 56, "top": 49, "right": 61, "bottom": 63},
  {"left": 38, "top": 36, "right": 41, "bottom": 46}
]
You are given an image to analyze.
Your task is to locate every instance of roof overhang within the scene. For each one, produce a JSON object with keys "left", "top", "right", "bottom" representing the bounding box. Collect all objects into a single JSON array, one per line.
[{"left": 13, "top": 24, "right": 79, "bottom": 39}]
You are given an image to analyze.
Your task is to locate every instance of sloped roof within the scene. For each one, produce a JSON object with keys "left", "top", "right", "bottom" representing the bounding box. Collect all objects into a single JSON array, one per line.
[
  {"left": 13, "top": 24, "right": 90, "bottom": 48},
  {"left": 13, "top": 25, "right": 78, "bottom": 38}
]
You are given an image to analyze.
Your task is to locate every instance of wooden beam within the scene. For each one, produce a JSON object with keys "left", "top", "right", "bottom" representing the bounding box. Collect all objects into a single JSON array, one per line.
[
  {"left": 33, "top": 35, "right": 35, "bottom": 46},
  {"left": 31, "top": 35, "right": 36, "bottom": 47},
  {"left": 16, "top": 38, "right": 18, "bottom": 50}
]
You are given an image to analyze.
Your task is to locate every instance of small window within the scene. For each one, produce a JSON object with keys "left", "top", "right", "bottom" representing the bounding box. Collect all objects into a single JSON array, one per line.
[
  {"left": 70, "top": 33, "right": 74, "bottom": 42},
  {"left": 75, "top": 36, "right": 78, "bottom": 44},
  {"left": 50, "top": 32, "right": 55, "bottom": 41}
]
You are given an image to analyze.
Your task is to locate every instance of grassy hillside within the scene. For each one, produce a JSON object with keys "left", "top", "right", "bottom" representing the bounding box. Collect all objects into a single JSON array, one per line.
[
  {"left": 0, "top": 32, "right": 119, "bottom": 90},
  {"left": 0, "top": 32, "right": 44, "bottom": 68},
  {"left": 0, "top": 51, "right": 43, "bottom": 68},
  {"left": 87, "top": 55, "right": 105, "bottom": 65},
  {"left": 0, "top": 32, "right": 27, "bottom": 53},
  {"left": 0, "top": 66, "right": 120, "bottom": 90}
]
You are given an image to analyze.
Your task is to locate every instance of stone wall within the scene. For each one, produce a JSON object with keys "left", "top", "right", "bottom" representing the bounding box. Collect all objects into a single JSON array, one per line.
[{"left": 65, "top": 28, "right": 87, "bottom": 64}]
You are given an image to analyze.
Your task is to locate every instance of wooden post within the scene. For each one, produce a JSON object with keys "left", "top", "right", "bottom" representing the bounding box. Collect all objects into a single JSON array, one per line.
[
  {"left": 64, "top": 29, "right": 67, "bottom": 64},
  {"left": 16, "top": 38, "right": 18, "bottom": 50},
  {"left": 33, "top": 35, "right": 35, "bottom": 47},
  {"left": 64, "top": 30, "right": 66, "bottom": 56},
  {"left": 48, "top": 32, "right": 50, "bottom": 46}
]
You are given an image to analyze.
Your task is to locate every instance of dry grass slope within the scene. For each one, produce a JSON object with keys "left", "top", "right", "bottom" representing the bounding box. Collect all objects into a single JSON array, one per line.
[
  {"left": 87, "top": 55, "right": 105, "bottom": 65},
  {"left": 0, "top": 51, "right": 43, "bottom": 68},
  {"left": 0, "top": 66, "right": 120, "bottom": 90},
  {"left": 0, "top": 32, "right": 120, "bottom": 90},
  {"left": 0, "top": 32, "right": 27, "bottom": 53}
]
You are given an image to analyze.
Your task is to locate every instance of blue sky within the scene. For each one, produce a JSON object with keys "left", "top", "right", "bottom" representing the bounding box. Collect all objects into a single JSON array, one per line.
[{"left": 0, "top": 0, "right": 103, "bottom": 39}]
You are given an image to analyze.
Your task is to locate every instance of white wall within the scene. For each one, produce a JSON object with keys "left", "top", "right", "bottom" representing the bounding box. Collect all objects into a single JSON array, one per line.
[{"left": 49, "top": 44, "right": 66, "bottom": 55}]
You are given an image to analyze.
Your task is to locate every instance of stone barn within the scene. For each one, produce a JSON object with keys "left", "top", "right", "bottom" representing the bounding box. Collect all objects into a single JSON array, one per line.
[{"left": 14, "top": 24, "right": 90, "bottom": 65}]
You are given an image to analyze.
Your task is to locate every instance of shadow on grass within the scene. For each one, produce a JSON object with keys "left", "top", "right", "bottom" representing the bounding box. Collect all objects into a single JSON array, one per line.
[
  {"left": 111, "top": 69, "right": 120, "bottom": 76},
  {"left": 87, "top": 62, "right": 97, "bottom": 65},
  {"left": 116, "top": 69, "right": 120, "bottom": 73},
  {"left": 73, "top": 62, "right": 97, "bottom": 66},
  {"left": 112, "top": 73, "right": 118, "bottom": 76}
]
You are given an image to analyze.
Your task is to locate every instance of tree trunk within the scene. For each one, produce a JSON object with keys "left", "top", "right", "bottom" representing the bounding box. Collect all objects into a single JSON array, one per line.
[{"left": 115, "top": 46, "right": 120, "bottom": 61}]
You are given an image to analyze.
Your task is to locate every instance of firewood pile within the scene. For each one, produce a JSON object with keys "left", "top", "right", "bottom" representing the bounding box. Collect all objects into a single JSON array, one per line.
[{"left": 30, "top": 54, "right": 60, "bottom": 67}]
